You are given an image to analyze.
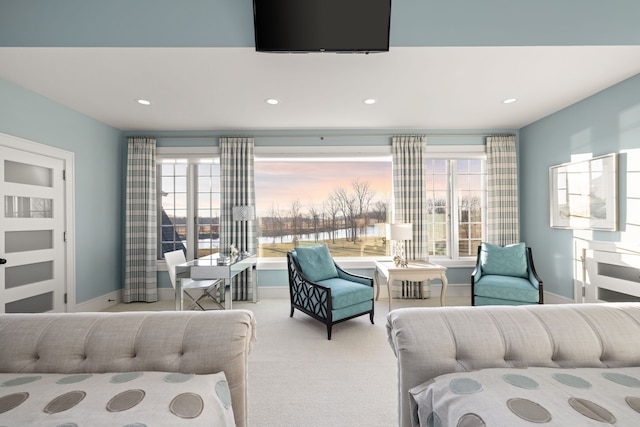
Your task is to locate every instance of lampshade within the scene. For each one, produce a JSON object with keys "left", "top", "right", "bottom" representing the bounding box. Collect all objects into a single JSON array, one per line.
[
  {"left": 387, "top": 223, "right": 413, "bottom": 241},
  {"left": 232, "top": 205, "right": 256, "bottom": 221}
]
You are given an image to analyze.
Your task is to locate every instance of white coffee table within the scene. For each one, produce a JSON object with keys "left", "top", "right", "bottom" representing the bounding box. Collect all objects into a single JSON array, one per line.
[{"left": 374, "top": 260, "right": 448, "bottom": 310}]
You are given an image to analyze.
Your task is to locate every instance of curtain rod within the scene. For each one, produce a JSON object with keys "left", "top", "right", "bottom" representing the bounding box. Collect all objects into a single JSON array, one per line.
[{"left": 146, "top": 133, "right": 514, "bottom": 140}]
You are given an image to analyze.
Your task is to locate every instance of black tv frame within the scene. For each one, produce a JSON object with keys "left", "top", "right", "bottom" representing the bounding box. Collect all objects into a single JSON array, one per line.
[{"left": 253, "top": 0, "right": 392, "bottom": 53}]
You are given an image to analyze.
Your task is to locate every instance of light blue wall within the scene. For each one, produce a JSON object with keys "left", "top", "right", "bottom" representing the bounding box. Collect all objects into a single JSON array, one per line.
[
  {"left": 1, "top": 1, "right": 639, "bottom": 48},
  {"left": 130, "top": 129, "right": 501, "bottom": 148},
  {"left": 520, "top": 73, "right": 640, "bottom": 299},
  {"left": 0, "top": 78, "right": 124, "bottom": 304}
]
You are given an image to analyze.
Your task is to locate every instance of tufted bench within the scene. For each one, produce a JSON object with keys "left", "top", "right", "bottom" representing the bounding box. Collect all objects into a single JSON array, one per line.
[
  {"left": 387, "top": 303, "right": 640, "bottom": 427},
  {"left": 0, "top": 310, "right": 255, "bottom": 426}
]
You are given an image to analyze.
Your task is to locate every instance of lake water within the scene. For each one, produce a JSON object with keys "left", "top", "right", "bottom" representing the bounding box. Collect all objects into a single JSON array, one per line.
[{"left": 198, "top": 226, "right": 382, "bottom": 249}]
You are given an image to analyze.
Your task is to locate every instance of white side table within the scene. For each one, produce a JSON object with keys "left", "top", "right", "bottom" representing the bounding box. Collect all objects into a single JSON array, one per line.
[{"left": 374, "top": 260, "right": 448, "bottom": 310}]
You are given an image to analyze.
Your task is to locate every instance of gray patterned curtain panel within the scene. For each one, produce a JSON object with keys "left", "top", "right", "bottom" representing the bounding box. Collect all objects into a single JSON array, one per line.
[
  {"left": 486, "top": 134, "right": 520, "bottom": 245},
  {"left": 220, "top": 137, "right": 256, "bottom": 301},
  {"left": 392, "top": 135, "right": 429, "bottom": 297},
  {"left": 124, "top": 137, "right": 158, "bottom": 303}
]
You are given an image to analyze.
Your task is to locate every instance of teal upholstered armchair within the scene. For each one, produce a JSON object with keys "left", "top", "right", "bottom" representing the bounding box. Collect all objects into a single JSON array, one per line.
[
  {"left": 471, "top": 242, "right": 543, "bottom": 306},
  {"left": 287, "top": 244, "right": 374, "bottom": 340}
]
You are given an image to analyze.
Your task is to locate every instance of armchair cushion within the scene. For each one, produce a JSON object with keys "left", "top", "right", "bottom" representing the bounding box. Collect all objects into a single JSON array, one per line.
[
  {"left": 480, "top": 242, "right": 528, "bottom": 278},
  {"left": 474, "top": 275, "right": 540, "bottom": 304},
  {"left": 316, "top": 278, "right": 375, "bottom": 310},
  {"left": 294, "top": 244, "right": 339, "bottom": 282}
]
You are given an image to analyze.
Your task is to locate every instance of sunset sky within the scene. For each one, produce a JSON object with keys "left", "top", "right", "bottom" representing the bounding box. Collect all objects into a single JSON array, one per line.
[{"left": 254, "top": 161, "right": 392, "bottom": 217}]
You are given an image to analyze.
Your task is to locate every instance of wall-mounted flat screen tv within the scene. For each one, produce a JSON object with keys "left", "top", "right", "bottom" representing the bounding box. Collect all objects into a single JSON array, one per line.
[{"left": 253, "top": 0, "right": 392, "bottom": 53}]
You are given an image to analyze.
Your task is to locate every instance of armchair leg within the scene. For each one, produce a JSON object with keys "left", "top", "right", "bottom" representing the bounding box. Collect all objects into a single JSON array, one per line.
[
  {"left": 327, "top": 324, "right": 332, "bottom": 340},
  {"left": 290, "top": 306, "right": 294, "bottom": 317},
  {"left": 369, "top": 311, "right": 374, "bottom": 324}
]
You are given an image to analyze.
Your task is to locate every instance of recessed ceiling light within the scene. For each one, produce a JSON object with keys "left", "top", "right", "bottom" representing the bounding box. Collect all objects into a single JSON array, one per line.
[
  {"left": 503, "top": 98, "right": 517, "bottom": 104},
  {"left": 266, "top": 98, "right": 279, "bottom": 105},
  {"left": 137, "top": 99, "right": 151, "bottom": 106},
  {"left": 363, "top": 98, "right": 376, "bottom": 105}
]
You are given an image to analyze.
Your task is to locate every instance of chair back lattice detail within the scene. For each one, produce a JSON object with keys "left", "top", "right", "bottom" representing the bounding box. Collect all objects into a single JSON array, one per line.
[{"left": 287, "top": 255, "right": 330, "bottom": 319}]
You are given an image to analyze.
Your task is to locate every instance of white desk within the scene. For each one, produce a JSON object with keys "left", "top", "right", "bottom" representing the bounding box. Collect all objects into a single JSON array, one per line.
[
  {"left": 175, "top": 253, "right": 256, "bottom": 310},
  {"left": 374, "top": 260, "right": 448, "bottom": 310}
]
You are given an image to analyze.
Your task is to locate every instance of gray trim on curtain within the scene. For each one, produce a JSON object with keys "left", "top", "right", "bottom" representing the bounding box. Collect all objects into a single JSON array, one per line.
[
  {"left": 486, "top": 134, "right": 520, "bottom": 245},
  {"left": 220, "top": 137, "right": 256, "bottom": 301},
  {"left": 124, "top": 137, "right": 158, "bottom": 302},
  {"left": 392, "top": 135, "right": 428, "bottom": 298}
]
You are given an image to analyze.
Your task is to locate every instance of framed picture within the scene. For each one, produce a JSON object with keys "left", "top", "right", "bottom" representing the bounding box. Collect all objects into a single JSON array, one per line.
[{"left": 549, "top": 153, "right": 618, "bottom": 230}]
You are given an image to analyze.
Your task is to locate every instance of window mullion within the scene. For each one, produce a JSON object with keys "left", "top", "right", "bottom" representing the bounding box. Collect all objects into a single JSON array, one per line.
[
  {"left": 156, "top": 165, "right": 163, "bottom": 259},
  {"left": 187, "top": 164, "right": 197, "bottom": 260},
  {"left": 449, "top": 160, "right": 460, "bottom": 260}
]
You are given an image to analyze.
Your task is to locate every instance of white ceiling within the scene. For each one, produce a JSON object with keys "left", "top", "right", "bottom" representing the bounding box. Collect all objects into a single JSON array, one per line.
[{"left": 1, "top": 46, "right": 640, "bottom": 131}]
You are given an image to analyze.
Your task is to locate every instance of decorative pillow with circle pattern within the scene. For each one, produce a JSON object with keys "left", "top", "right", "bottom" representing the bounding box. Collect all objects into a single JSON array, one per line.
[
  {"left": 0, "top": 371, "right": 235, "bottom": 426},
  {"left": 409, "top": 366, "right": 640, "bottom": 427}
]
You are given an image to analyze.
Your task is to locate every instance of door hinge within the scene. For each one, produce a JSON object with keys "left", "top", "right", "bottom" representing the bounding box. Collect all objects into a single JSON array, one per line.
[
  {"left": 63, "top": 231, "right": 67, "bottom": 242},
  {"left": 582, "top": 286, "right": 586, "bottom": 297},
  {"left": 63, "top": 169, "right": 66, "bottom": 180},
  {"left": 64, "top": 293, "right": 68, "bottom": 304}
]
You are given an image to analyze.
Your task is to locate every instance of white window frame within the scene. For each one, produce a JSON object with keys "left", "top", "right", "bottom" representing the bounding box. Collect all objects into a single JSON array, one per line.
[
  {"left": 157, "top": 147, "right": 220, "bottom": 269},
  {"left": 426, "top": 145, "right": 487, "bottom": 267},
  {"left": 154, "top": 145, "right": 486, "bottom": 270}
]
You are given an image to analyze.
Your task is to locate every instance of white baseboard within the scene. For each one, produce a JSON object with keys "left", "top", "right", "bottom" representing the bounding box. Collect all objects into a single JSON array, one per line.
[
  {"left": 158, "top": 287, "right": 176, "bottom": 301},
  {"left": 434, "top": 284, "right": 470, "bottom": 298},
  {"left": 75, "top": 288, "right": 179, "bottom": 311},
  {"left": 543, "top": 291, "right": 575, "bottom": 304},
  {"left": 73, "top": 290, "right": 121, "bottom": 312},
  {"left": 256, "top": 286, "right": 289, "bottom": 300}
]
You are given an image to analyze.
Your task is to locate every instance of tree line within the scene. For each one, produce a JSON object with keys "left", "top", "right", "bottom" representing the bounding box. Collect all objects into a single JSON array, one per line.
[
  {"left": 261, "top": 179, "right": 388, "bottom": 245},
  {"left": 259, "top": 178, "right": 483, "bottom": 245}
]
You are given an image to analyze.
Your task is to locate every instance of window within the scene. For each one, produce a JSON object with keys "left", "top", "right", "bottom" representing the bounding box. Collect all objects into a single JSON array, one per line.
[
  {"left": 425, "top": 156, "right": 486, "bottom": 260},
  {"left": 158, "top": 155, "right": 220, "bottom": 260},
  {"left": 254, "top": 153, "right": 392, "bottom": 258},
  {"left": 155, "top": 146, "right": 485, "bottom": 264}
]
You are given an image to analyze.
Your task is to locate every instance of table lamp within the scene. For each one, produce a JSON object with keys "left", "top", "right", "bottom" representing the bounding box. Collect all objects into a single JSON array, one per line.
[
  {"left": 232, "top": 205, "right": 255, "bottom": 256},
  {"left": 388, "top": 223, "right": 412, "bottom": 267}
]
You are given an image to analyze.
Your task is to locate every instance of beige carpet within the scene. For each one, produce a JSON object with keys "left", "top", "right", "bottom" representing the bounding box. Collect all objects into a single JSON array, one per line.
[{"left": 105, "top": 296, "right": 470, "bottom": 426}]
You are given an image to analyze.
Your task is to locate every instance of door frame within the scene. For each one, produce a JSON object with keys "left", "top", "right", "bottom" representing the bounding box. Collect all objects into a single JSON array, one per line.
[{"left": 0, "top": 132, "right": 76, "bottom": 312}]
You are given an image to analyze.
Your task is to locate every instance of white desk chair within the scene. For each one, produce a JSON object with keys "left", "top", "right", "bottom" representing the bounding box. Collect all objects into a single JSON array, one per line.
[{"left": 165, "top": 249, "right": 224, "bottom": 310}]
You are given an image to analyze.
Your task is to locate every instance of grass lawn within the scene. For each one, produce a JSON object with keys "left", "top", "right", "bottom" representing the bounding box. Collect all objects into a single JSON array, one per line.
[{"left": 259, "top": 236, "right": 388, "bottom": 258}]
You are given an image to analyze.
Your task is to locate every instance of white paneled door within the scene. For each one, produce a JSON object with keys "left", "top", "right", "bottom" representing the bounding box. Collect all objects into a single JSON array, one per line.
[{"left": 0, "top": 134, "right": 72, "bottom": 313}]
